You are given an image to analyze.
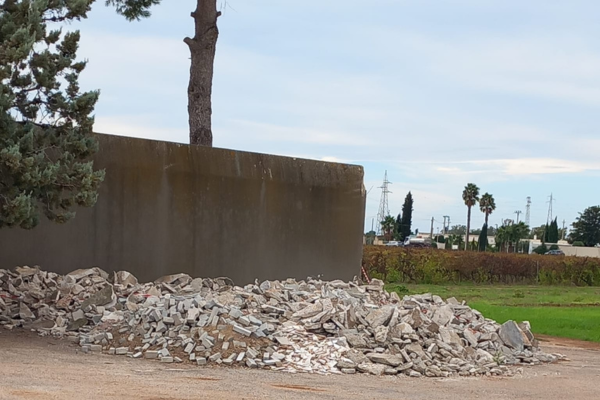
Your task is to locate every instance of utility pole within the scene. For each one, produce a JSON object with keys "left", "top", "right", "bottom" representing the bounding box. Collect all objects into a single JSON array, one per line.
[
  {"left": 562, "top": 219, "right": 566, "bottom": 240},
  {"left": 430, "top": 217, "right": 434, "bottom": 239},
  {"left": 525, "top": 197, "right": 531, "bottom": 226},
  {"left": 443, "top": 215, "right": 450, "bottom": 234},
  {"left": 544, "top": 193, "right": 554, "bottom": 241},
  {"left": 375, "top": 171, "right": 392, "bottom": 235},
  {"left": 514, "top": 210, "right": 522, "bottom": 223}
]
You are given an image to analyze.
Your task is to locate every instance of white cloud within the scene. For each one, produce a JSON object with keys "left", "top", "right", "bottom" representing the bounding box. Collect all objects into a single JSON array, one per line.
[{"left": 384, "top": 32, "right": 600, "bottom": 107}]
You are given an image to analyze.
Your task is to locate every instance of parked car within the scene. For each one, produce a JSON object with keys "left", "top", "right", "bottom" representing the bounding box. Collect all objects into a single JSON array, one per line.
[{"left": 545, "top": 249, "right": 565, "bottom": 255}]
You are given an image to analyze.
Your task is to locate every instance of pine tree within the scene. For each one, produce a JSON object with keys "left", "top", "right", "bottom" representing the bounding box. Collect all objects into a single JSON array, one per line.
[
  {"left": 0, "top": 0, "right": 104, "bottom": 229},
  {"left": 400, "top": 192, "right": 413, "bottom": 241},
  {"left": 570, "top": 206, "right": 600, "bottom": 247}
]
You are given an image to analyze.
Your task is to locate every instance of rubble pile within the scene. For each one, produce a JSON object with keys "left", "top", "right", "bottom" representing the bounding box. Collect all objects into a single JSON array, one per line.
[{"left": 0, "top": 266, "right": 565, "bottom": 377}]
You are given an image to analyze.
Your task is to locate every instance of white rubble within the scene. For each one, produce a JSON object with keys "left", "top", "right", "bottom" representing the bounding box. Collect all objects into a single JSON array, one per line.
[{"left": 0, "top": 266, "right": 566, "bottom": 376}]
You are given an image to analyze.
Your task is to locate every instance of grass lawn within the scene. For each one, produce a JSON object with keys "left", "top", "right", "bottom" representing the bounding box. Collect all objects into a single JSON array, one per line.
[{"left": 385, "top": 284, "right": 600, "bottom": 342}]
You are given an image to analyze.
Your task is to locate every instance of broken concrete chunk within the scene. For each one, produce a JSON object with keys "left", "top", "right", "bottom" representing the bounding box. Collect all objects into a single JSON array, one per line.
[{"left": 0, "top": 266, "right": 560, "bottom": 378}]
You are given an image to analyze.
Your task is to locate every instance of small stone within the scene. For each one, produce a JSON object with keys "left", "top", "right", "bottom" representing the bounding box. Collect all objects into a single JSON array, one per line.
[
  {"left": 115, "top": 347, "right": 128, "bottom": 355},
  {"left": 196, "top": 357, "right": 207, "bottom": 366},
  {"left": 341, "top": 368, "right": 356, "bottom": 374},
  {"left": 233, "top": 325, "right": 251, "bottom": 337},
  {"left": 145, "top": 351, "right": 159, "bottom": 359},
  {"left": 161, "top": 357, "right": 174, "bottom": 363},
  {"left": 367, "top": 353, "right": 403, "bottom": 367},
  {"left": 274, "top": 337, "right": 293, "bottom": 346},
  {"left": 357, "top": 363, "right": 386, "bottom": 376}
]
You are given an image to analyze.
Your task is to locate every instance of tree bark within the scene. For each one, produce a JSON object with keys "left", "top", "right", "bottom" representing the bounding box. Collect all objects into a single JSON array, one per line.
[
  {"left": 184, "top": 0, "right": 220, "bottom": 146},
  {"left": 466, "top": 206, "right": 471, "bottom": 251}
]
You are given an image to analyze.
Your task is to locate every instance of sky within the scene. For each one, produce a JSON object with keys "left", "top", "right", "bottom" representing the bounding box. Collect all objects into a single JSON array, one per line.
[{"left": 72, "top": 0, "right": 600, "bottom": 235}]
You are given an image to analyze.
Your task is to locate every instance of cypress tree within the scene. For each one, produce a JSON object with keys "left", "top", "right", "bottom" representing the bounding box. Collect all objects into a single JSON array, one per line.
[
  {"left": 400, "top": 192, "right": 413, "bottom": 241},
  {"left": 478, "top": 223, "right": 488, "bottom": 251}
]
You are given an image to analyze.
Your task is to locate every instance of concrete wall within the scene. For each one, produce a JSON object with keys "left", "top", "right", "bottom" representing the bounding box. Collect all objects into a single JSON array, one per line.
[
  {"left": 0, "top": 134, "right": 366, "bottom": 284},
  {"left": 559, "top": 246, "right": 600, "bottom": 258}
]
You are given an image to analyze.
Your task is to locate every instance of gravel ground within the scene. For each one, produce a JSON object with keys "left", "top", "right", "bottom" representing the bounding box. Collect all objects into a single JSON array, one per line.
[{"left": 0, "top": 330, "right": 599, "bottom": 400}]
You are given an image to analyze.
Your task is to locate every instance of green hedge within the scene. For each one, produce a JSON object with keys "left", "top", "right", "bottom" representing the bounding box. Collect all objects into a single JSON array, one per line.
[{"left": 362, "top": 246, "right": 600, "bottom": 286}]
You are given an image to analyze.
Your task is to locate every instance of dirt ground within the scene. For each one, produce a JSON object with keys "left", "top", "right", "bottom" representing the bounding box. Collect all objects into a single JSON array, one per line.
[{"left": 0, "top": 330, "right": 599, "bottom": 400}]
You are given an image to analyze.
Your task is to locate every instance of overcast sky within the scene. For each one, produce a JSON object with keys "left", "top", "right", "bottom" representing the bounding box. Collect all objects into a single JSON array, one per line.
[{"left": 75, "top": 0, "right": 600, "bottom": 234}]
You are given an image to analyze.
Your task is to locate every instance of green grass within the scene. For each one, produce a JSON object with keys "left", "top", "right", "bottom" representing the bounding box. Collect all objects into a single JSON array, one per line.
[{"left": 386, "top": 283, "right": 600, "bottom": 342}]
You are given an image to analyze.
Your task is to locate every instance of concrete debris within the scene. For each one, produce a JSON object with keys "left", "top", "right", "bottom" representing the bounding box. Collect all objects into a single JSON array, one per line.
[{"left": 0, "top": 267, "right": 566, "bottom": 377}]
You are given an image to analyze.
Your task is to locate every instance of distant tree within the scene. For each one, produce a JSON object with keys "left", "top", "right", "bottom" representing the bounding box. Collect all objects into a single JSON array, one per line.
[
  {"left": 529, "top": 225, "right": 546, "bottom": 240},
  {"left": 365, "top": 230, "right": 376, "bottom": 245},
  {"left": 435, "top": 235, "right": 445, "bottom": 243},
  {"left": 0, "top": 0, "right": 104, "bottom": 229},
  {"left": 545, "top": 217, "right": 559, "bottom": 243},
  {"left": 569, "top": 206, "right": 600, "bottom": 247},
  {"left": 399, "top": 192, "right": 413, "bottom": 241},
  {"left": 380, "top": 215, "right": 396, "bottom": 242},
  {"left": 448, "top": 225, "right": 467, "bottom": 235},
  {"left": 494, "top": 222, "right": 528, "bottom": 253},
  {"left": 393, "top": 213, "right": 402, "bottom": 240},
  {"left": 495, "top": 225, "right": 510, "bottom": 252},
  {"left": 454, "top": 234, "right": 464, "bottom": 250},
  {"left": 469, "top": 240, "right": 478, "bottom": 251},
  {"left": 462, "top": 183, "right": 480, "bottom": 251},
  {"left": 470, "top": 228, "right": 482, "bottom": 235},
  {"left": 445, "top": 235, "right": 455, "bottom": 250},
  {"left": 511, "top": 222, "right": 530, "bottom": 253},
  {"left": 487, "top": 225, "right": 497, "bottom": 236},
  {"left": 478, "top": 223, "right": 488, "bottom": 251},
  {"left": 479, "top": 193, "right": 496, "bottom": 226}
]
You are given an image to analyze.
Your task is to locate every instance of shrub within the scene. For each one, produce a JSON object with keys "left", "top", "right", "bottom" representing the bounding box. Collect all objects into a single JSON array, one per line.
[
  {"left": 533, "top": 244, "right": 548, "bottom": 255},
  {"left": 362, "top": 246, "right": 600, "bottom": 286}
]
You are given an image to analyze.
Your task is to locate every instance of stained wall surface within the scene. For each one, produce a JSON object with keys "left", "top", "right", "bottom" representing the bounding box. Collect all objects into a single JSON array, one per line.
[{"left": 0, "top": 134, "right": 366, "bottom": 284}]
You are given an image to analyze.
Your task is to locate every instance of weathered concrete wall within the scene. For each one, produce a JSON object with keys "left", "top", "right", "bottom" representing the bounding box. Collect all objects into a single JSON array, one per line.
[{"left": 0, "top": 134, "right": 366, "bottom": 284}]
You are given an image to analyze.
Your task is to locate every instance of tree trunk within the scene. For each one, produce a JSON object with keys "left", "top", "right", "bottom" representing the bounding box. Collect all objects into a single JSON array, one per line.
[
  {"left": 484, "top": 213, "right": 489, "bottom": 227},
  {"left": 466, "top": 206, "right": 471, "bottom": 251},
  {"left": 184, "top": 0, "right": 220, "bottom": 146}
]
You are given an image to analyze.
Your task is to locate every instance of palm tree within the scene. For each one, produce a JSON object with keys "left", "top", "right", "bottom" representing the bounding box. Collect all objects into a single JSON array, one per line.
[
  {"left": 380, "top": 215, "right": 396, "bottom": 242},
  {"left": 462, "top": 183, "right": 480, "bottom": 251},
  {"left": 510, "top": 222, "right": 530, "bottom": 253},
  {"left": 495, "top": 225, "right": 510, "bottom": 252},
  {"left": 479, "top": 193, "right": 496, "bottom": 226}
]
